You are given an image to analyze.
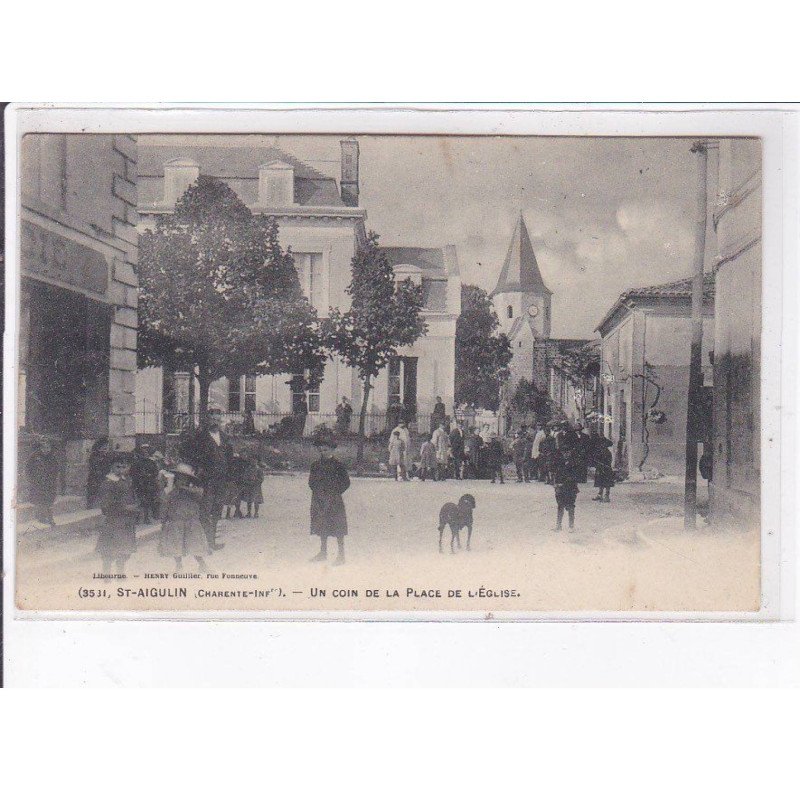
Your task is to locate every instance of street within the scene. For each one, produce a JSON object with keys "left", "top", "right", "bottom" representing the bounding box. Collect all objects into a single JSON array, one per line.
[{"left": 15, "top": 472, "right": 759, "bottom": 614}]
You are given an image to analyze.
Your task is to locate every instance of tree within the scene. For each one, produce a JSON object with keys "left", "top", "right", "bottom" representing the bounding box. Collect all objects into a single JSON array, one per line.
[
  {"left": 138, "top": 176, "right": 325, "bottom": 422},
  {"left": 323, "top": 232, "right": 426, "bottom": 467},
  {"left": 508, "top": 378, "right": 555, "bottom": 425},
  {"left": 550, "top": 341, "right": 601, "bottom": 421},
  {"left": 455, "top": 285, "right": 512, "bottom": 410}
]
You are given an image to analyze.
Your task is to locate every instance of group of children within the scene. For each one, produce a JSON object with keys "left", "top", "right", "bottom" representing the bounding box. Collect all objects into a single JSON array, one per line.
[
  {"left": 92, "top": 446, "right": 266, "bottom": 576},
  {"left": 222, "top": 453, "right": 265, "bottom": 520}
]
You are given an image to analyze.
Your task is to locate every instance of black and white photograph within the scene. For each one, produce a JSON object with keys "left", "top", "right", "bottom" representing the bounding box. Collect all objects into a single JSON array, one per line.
[{"left": 6, "top": 111, "right": 773, "bottom": 616}]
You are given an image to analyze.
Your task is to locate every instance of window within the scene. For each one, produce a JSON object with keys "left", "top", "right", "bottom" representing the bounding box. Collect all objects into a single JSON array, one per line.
[
  {"left": 295, "top": 253, "right": 326, "bottom": 312},
  {"left": 243, "top": 374, "right": 256, "bottom": 411},
  {"left": 388, "top": 358, "right": 402, "bottom": 407},
  {"left": 228, "top": 374, "right": 256, "bottom": 412},
  {"left": 507, "top": 305, "right": 514, "bottom": 319},
  {"left": 228, "top": 378, "right": 241, "bottom": 412},
  {"left": 291, "top": 371, "right": 320, "bottom": 413}
]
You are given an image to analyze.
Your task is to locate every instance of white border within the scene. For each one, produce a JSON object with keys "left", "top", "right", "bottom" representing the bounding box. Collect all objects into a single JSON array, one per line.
[{"left": 4, "top": 105, "right": 798, "bottom": 685}]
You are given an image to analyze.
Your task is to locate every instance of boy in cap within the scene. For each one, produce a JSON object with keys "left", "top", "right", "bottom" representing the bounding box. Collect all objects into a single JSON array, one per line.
[{"left": 96, "top": 451, "right": 139, "bottom": 574}]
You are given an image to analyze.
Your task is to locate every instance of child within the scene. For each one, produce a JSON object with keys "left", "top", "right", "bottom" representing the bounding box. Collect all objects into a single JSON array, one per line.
[
  {"left": 25, "top": 438, "right": 59, "bottom": 526},
  {"left": 240, "top": 455, "right": 264, "bottom": 518},
  {"left": 159, "top": 462, "right": 209, "bottom": 572},
  {"left": 131, "top": 445, "right": 161, "bottom": 523},
  {"left": 419, "top": 435, "right": 437, "bottom": 481},
  {"left": 96, "top": 452, "right": 139, "bottom": 575},
  {"left": 309, "top": 429, "right": 350, "bottom": 566},
  {"left": 486, "top": 435, "right": 505, "bottom": 484},
  {"left": 388, "top": 430, "right": 407, "bottom": 481},
  {"left": 223, "top": 452, "right": 245, "bottom": 519},
  {"left": 551, "top": 442, "right": 580, "bottom": 531}
]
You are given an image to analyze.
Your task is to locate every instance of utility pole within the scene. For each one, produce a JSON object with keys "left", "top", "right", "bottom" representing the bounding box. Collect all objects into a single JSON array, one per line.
[{"left": 684, "top": 140, "right": 715, "bottom": 529}]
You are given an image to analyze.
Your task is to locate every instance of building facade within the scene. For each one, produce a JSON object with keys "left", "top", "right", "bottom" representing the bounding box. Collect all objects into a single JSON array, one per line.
[
  {"left": 709, "top": 139, "right": 761, "bottom": 525},
  {"left": 135, "top": 138, "right": 460, "bottom": 434},
  {"left": 596, "top": 276, "right": 715, "bottom": 478},
  {"left": 19, "top": 133, "right": 140, "bottom": 492}
]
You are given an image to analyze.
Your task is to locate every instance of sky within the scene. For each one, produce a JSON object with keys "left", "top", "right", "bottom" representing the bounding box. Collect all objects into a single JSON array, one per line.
[{"left": 143, "top": 134, "right": 712, "bottom": 339}]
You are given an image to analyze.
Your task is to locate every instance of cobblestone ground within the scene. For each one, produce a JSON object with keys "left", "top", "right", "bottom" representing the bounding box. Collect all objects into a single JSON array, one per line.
[{"left": 15, "top": 471, "right": 760, "bottom": 613}]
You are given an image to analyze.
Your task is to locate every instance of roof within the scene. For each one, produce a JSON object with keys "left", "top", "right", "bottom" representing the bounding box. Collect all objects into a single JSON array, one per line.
[
  {"left": 138, "top": 144, "right": 344, "bottom": 208},
  {"left": 507, "top": 315, "right": 536, "bottom": 340},
  {"left": 491, "top": 214, "right": 551, "bottom": 296},
  {"left": 618, "top": 274, "right": 716, "bottom": 303},
  {"left": 595, "top": 273, "right": 715, "bottom": 333},
  {"left": 380, "top": 246, "right": 447, "bottom": 277}
]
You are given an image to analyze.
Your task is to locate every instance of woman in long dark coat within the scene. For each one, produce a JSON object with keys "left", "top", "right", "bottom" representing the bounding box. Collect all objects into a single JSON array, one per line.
[
  {"left": 86, "top": 438, "right": 110, "bottom": 509},
  {"left": 308, "top": 430, "right": 350, "bottom": 565},
  {"left": 589, "top": 430, "right": 615, "bottom": 502},
  {"left": 26, "top": 439, "right": 59, "bottom": 525}
]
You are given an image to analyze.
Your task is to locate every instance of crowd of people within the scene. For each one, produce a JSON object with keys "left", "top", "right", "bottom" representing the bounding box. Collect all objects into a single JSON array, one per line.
[
  {"left": 23, "top": 404, "right": 618, "bottom": 571},
  {"left": 386, "top": 416, "right": 616, "bottom": 531}
]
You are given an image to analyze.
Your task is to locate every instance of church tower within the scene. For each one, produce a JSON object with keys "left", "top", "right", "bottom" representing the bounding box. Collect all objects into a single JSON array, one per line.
[{"left": 491, "top": 213, "right": 553, "bottom": 392}]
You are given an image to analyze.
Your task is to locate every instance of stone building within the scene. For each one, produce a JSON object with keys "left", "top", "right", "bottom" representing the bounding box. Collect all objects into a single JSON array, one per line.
[
  {"left": 596, "top": 275, "right": 715, "bottom": 478},
  {"left": 19, "top": 134, "right": 139, "bottom": 492},
  {"left": 135, "top": 137, "right": 460, "bottom": 433},
  {"left": 491, "top": 213, "right": 553, "bottom": 395},
  {"left": 709, "top": 139, "right": 761, "bottom": 525}
]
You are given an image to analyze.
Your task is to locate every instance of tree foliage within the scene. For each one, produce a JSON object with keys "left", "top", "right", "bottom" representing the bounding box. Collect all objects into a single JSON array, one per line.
[
  {"left": 550, "top": 341, "right": 600, "bottom": 420},
  {"left": 454, "top": 284, "right": 512, "bottom": 410},
  {"left": 138, "top": 176, "right": 325, "bottom": 418},
  {"left": 508, "top": 377, "right": 555, "bottom": 423},
  {"left": 323, "top": 231, "right": 426, "bottom": 463}
]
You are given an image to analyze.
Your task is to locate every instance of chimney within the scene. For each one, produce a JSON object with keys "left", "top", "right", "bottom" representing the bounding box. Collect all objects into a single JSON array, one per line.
[
  {"left": 258, "top": 161, "right": 294, "bottom": 207},
  {"left": 340, "top": 139, "right": 359, "bottom": 207},
  {"left": 163, "top": 158, "right": 199, "bottom": 206}
]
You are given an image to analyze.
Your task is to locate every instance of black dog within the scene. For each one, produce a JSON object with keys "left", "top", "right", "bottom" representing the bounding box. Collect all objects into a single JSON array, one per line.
[{"left": 437, "top": 494, "right": 476, "bottom": 554}]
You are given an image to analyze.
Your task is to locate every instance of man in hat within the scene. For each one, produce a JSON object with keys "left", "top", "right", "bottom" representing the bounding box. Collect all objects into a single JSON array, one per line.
[
  {"left": 308, "top": 429, "right": 350, "bottom": 565},
  {"left": 180, "top": 408, "right": 231, "bottom": 551}
]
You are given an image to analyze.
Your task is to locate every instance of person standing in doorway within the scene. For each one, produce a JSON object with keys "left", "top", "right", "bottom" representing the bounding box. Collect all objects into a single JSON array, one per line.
[
  {"left": 86, "top": 437, "right": 110, "bottom": 509},
  {"left": 26, "top": 438, "right": 59, "bottom": 526},
  {"left": 309, "top": 429, "right": 350, "bottom": 565}
]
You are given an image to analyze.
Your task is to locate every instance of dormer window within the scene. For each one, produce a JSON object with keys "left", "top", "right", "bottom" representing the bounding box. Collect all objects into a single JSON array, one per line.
[
  {"left": 258, "top": 160, "right": 294, "bottom": 206},
  {"left": 507, "top": 305, "right": 514, "bottom": 319},
  {"left": 163, "top": 158, "right": 200, "bottom": 205},
  {"left": 392, "top": 264, "right": 423, "bottom": 288}
]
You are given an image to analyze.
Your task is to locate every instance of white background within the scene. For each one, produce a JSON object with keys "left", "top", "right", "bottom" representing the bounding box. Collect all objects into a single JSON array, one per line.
[{"left": 1, "top": 4, "right": 799, "bottom": 798}]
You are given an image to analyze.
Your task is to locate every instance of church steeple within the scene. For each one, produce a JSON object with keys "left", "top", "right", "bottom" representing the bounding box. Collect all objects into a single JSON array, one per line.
[
  {"left": 491, "top": 213, "right": 551, "bottom": 296},
  {"left": 491, "top": 213, "right": 552, "bottom": 341}
]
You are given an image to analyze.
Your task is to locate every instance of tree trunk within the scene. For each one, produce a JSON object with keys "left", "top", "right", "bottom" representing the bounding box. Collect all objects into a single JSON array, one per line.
[
  {"left": 356, "top": 379, "right": 372, "bottom": 474},
  {"left": 198, "top": 365, "right": 211, "bottom": 428}
]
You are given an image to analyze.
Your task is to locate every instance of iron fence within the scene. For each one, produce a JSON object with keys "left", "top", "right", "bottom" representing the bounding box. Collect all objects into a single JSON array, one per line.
[{"left": 135, "top": 408, "right": 508, "bottom": 440}]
